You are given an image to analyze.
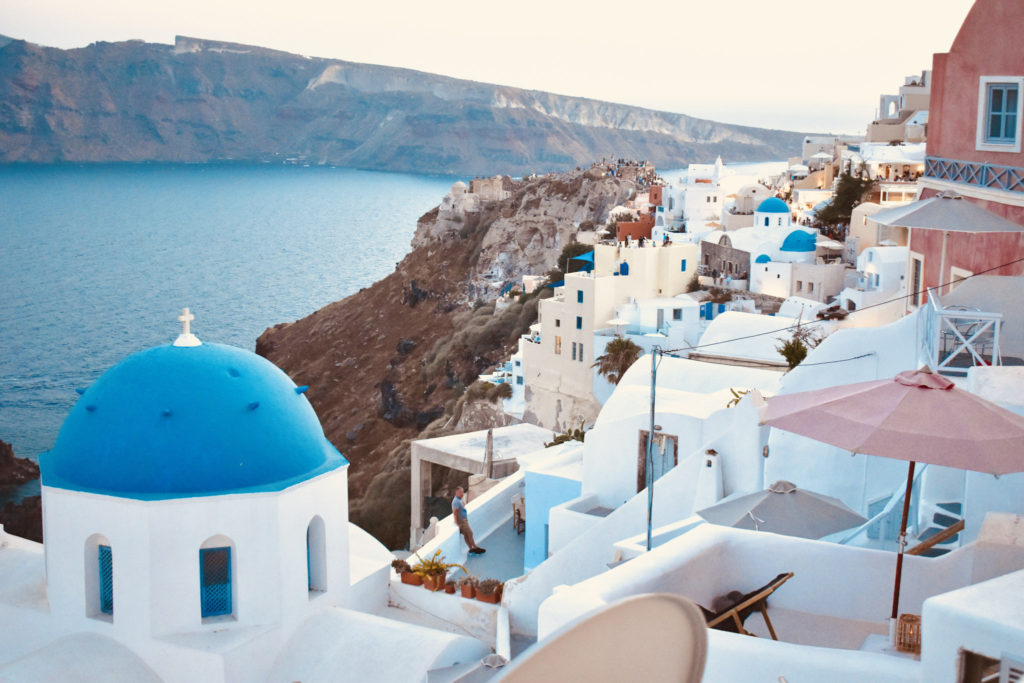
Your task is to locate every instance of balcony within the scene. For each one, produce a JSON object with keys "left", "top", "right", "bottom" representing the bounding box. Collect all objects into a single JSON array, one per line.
[
  {"left": 925, "top": 156, "right": 1024, "bottom": 194},
  {"left": 920, "top": 288, "right": 1003, "bottom": 376}
]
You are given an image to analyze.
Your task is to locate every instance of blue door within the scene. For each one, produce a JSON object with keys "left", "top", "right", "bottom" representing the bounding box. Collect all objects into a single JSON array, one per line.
[{"left": 200, "top": 547, "right": 232, "bottom": 617}]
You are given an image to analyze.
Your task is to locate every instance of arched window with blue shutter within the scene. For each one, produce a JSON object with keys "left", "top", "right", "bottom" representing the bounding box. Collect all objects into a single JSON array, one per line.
[
  {"left": 200, "top": 544, "right": 232, "bottom": 618},
  {"left": 84, "top": 533, "right": 113, "bottom": 620},
  {"left": 98, "top": 545, "right": 113, "bottom": 615}
]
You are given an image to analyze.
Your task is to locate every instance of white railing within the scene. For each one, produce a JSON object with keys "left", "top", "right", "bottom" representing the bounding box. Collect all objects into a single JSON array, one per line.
[{"left": 922, "top": 288, "right": 1003, "bottom": 375}]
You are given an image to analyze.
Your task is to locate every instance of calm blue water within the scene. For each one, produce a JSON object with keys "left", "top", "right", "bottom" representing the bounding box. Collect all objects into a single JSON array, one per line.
[{"left": 0, "top": 164, "right": 454, "bottom": 482}]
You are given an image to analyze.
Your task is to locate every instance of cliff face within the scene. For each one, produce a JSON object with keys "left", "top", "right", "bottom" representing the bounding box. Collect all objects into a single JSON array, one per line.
[
  {"left": 257, "top": 170, "right": 632, "bottom": 547},
  {"left": 0, "top": 35, "right": 805, "bottom": 175}
]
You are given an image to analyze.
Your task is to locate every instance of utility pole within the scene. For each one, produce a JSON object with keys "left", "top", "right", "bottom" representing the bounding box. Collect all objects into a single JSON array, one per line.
[{"left": 646, "top": 347, "right": 659, "bottom": 551}]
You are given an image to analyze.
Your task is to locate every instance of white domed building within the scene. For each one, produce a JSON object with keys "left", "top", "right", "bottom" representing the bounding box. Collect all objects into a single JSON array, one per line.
[{"left": 0, "top": 311, "right": 488, "bottom": 682}]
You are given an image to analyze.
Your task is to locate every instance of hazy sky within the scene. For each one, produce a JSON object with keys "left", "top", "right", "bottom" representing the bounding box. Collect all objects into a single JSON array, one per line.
[{"left": 2, "top": 0, "right": 976, "bottom": 133}]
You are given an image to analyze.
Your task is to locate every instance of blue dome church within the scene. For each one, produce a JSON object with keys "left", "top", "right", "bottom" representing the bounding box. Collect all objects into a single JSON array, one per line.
[{"left": 39, "top": 309, "right": 354, "bottom": 675}]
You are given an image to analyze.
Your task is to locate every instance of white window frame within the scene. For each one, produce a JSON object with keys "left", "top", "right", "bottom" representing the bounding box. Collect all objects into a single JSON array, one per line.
[
  {"left": 909, "top": 251, "right": 925, "bottom": 309},
  {"left": 976, "top": 76, "right": 1023, "bottom": 153},
  {"left": 948, "top": 266, "right": 973, "bottom": 293}
]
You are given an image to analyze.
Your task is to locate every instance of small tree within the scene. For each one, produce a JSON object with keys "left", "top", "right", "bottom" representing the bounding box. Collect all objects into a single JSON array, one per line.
[
  {"left": 815, "top": 172, "right": 873, "bottom": 227},
  {"left": 776, "top": 321, "right": 822, "bottom": 370},
  {"left": 593, "top": 337, "right": 642, "bottom": 385}
]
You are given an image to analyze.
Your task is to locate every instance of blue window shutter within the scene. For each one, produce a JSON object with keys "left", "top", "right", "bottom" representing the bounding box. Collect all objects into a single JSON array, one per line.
[
  {"left": 200, "top": 547, "right": 232, "bottom": 617},
  {"left": 98, "top": 545, "right": 113, "bottom": 615},
  {"left": 987, "top": 84, "right": 1019, "bottom": 143},
  {"left": 681, "top": 259, "right": 687, "bottom": 272},
  {"left": 577, "top": 290, "right": 583, "bottom": 304},
  {"left": 571, "top": 342, "right": 576, "bottom": 361},
  {"left": 576, "top": 316, "right": 582, "bottom": 330}
]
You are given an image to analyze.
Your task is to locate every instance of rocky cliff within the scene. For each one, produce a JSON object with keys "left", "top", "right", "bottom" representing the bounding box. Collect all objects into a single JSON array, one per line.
[
  {"left": 0, "top": 35, "right": 805, "bottom": 175},
  {"left": 257, "top": 169, "right": 632, "bottom": 547}
]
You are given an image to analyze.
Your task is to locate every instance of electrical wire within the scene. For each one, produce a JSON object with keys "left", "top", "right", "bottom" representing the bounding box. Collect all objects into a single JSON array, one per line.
[{"left": 659, "top": 253, "right": 1024, "bottom": 356}]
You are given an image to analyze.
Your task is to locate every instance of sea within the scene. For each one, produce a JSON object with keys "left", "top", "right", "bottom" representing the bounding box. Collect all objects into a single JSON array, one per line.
[
  {"left": 0, "top": 160, "right": 785, "bottom": 504},
  {"left": 0, "top": 164, "right": 456, "bottom": 502}
]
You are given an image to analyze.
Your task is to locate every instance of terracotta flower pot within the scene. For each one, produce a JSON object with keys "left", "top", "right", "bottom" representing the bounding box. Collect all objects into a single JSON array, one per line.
[
  {"left": 401, "top": 571, "right": 423, "bottom": 586},
  {"left": 476, "top": 590, "right": 500, "bottom": 604},
  {"left": 460, "top": 585, "right": 476, "bottom": 599},
  {"left": 422, "top": 573, "right": 446, "bottom": 591},
  {"left": 445, "top": 583, "right": 456, "bottom": 594}
]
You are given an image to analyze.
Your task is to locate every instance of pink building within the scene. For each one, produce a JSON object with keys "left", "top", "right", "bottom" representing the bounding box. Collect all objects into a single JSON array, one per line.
[{"left": 909, "top": 0, "right": 1024, "bottom": 300}]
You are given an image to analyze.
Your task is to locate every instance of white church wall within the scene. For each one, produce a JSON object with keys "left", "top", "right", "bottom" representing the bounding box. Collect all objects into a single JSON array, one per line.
[{"left": 42, "top": 467, "right": 351, "bottom": 645}]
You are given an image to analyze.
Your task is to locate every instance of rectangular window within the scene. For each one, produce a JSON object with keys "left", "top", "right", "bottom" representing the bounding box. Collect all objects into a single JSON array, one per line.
[
  {"left": 577, "top": 290, "right": 583, "bottom": 304},
  {"left": 910, "top": 255, "right": 924, "bottom": 307},
  {"left": 977, "top": 77, "right": 1023, "bottom": 152},
  {"left": 555, "top": 319, "right": 560, "bottom": 327},
  {"left": 516, "top": 376, "right": 523, "bottom": 385},
  {"left": 98, "top": 545, "right": 113, "bottom": 615},
  {"left": 571, "top": 342, "right": 577, "bottom": 361},
  {"left": 554, "top": 336, "right": 562, "bottom": 354},
  {"left": 808, "top": 282, "right": 815, "bottom": 293},
  {"left": 680, "top": 259, "right": 687, "bottom": 272},
  {"left": 200, "top": 547, "right": 232, "bottom": 618},
  {"left": 673, "top": 308, "right": 683, "bottom": 321},
  {"left": 576, "top": 316, "right": 582, "bottom": 330},
  {"left": 578, "top": 344, "right": 584, "bottom": 362},
  {"left": 986, "top": 83, "right": 1019, "bottom": 143},
  {"left": 796, "top": 280, "right": 803, "bottom": 292}
]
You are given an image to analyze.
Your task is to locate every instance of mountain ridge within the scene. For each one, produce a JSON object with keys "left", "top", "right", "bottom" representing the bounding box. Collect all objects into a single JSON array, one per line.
[{"left": 0, "top": 35, "right": 806, "bottom": 175}]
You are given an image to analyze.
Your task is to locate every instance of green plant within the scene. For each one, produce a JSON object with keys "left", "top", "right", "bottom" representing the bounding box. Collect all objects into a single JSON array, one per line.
[
  {"left": 477, "top": 578, "right": 503, "bottom": 595},
  {"left": 815, "top": 172, "right": 873, "bottom": 227},
  {"left": 411, "top": 549, "right": 468, "bottom": 578},
  {"left": 776, "top": 321, "right": 822, "bottom": 370},
  {"left": 593, "top": 337, "right": 642, "bottom": 385},
  {"left": 545, "top": 420, "right": 586, "bottom": 447},
  {"left": 686, "top": 272, "right": 700, "bottom": 293},
  {"left": 726, "top": 388, "right": 750, "bottom": 408}
]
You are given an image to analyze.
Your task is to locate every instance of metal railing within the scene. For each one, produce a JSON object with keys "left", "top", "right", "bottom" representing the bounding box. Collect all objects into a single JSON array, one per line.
[
  {"left": 921, "top": 288, "right": 1003, "bottom": 375},
  {"left": 925, "top": 156, "right": 1024, "bottom": 193}
]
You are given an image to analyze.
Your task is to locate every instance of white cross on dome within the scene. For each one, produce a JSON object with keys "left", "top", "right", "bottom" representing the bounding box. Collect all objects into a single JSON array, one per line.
[{"left": 173, "top": 307, "right": 202, "bottom": 347}]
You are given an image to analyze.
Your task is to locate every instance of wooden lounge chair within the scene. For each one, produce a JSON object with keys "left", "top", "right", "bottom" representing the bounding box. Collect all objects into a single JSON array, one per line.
[
  {"left": 701, "top": 572, "right": 794, "bottom": 640},
  {"left": 511, "top": 494, "right": 525, "bottom": 535}
]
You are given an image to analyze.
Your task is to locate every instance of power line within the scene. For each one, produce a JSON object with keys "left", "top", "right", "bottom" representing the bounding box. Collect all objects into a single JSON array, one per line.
[{"left": 660, "top": 253, "right": 1024, "bottom": 356}]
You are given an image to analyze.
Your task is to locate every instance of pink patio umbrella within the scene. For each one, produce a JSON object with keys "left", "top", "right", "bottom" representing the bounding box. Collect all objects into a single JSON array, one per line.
[{"left": 761, "top": 368, "right": 1024, "bottom": 620}]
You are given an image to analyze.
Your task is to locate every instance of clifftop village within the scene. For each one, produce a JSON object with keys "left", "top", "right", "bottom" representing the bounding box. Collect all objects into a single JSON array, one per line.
[{"left": 3, "top": 1, "right": 1024, "bottom": 681}]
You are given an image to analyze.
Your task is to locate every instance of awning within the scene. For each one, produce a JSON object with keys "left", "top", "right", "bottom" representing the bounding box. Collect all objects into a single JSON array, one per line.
[
  {"left": 872, "top": 193, "right": 1024, "bottom": 232},
  {"left": 570, "top": 251, "right": 595, "bottom": 263}
]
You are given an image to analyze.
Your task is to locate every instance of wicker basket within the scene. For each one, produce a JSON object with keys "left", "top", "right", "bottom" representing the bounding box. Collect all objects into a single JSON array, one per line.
[{"left": 896, "top": 614, "right": 921, "bottom": 654}]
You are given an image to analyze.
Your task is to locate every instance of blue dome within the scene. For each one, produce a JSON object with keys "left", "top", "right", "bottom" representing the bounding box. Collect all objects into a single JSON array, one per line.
[
  {"left": 780, "top": 230, "right": 817, "bottom": 252},
  {"left": 43, "top": 343, "right": 346, "bottom": 500},
  {"left": 756, "top": 197, "right": 790, "bottom": 214},
  {"left": 754, "top": 254, "right": 772, "bottom": 263}
]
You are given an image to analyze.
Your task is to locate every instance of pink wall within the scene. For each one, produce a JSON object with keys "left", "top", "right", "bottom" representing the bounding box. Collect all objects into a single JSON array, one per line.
[
  {"left": 910, "top": 224, "right": 1024, "bottom": 296},
  {"left": 927, "top": 0, "right": 1024, "bottom": 169}
]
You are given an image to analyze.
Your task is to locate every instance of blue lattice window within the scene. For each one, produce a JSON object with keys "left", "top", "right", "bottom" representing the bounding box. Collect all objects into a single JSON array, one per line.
[
  {"left": 986, "top": 84, "right": 1019, "bottom": 144},
  {"left": 98, "top": 545, "right": 113, "bottom": 615},
  {"left": 200, "top": 547, "right": 232, "bottom": 618}
]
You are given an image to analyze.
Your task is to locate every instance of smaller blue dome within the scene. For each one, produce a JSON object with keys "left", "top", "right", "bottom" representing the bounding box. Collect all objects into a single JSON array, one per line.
[
  {"left": 780, "top": 230, "right": 817, "bottom": 252},
  {"left": 754, "top": 254, "right": 772, "bottom": 263},
  {"left": 756, "top": 197, "right": 790, "bottom": 214}
]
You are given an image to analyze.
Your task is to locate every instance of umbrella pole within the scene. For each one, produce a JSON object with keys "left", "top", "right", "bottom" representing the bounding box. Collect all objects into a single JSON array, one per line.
[{"left": 891, "top": 460, "right": 916, "bottom": 621}]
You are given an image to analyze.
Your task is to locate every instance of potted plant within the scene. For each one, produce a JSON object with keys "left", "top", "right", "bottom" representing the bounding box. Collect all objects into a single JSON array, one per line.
[
  {"left": 476, "top": 578, "right": 503, "bottom": 604},
  {"left": 411, "top": 549, "right": 467, "bottom": 592},
  {"left": 445, "top": 580, "right": 457, "bottom": 594},
  {"left": 392, "top": 558, "right": 422, "bottom": 586},
  {"left": 457, "top": 576, "right": 478, "bottom": 599}
]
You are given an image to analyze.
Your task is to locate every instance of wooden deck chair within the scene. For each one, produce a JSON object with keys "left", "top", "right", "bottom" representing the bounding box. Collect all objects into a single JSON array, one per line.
[
  {"left": 702, "top": 572, "right": 793, "bottom": 641},
  {"left": 511, "top": 494, "right": 525, "bottom": 535}
]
